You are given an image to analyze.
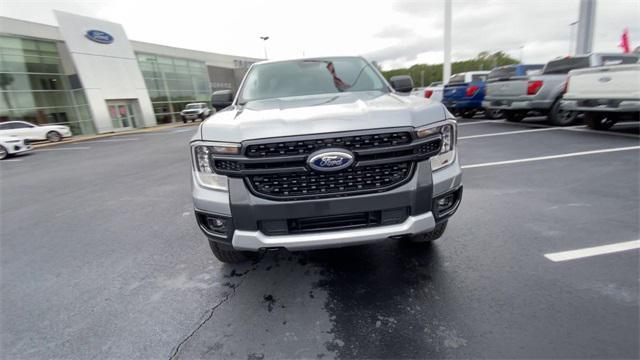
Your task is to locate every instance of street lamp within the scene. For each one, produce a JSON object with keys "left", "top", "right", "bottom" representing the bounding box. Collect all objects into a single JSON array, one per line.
[
  {"left": 259, "top": 36, "right": 269, "bottom": 59},
  {"left": 519, "top": 45, "right": 525, "bottom": 63}
]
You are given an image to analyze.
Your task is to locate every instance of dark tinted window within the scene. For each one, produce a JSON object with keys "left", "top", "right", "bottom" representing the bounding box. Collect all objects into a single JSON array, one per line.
[
  {"left": 238, "top": 57, "right": 386, "bottom": 103},
  {"left": 488, "top": 66, "right": 516, "bottom": 81},
  {"left": 0, "top": 123, "right": 10, "bottom": 130},
  {"left": 543, "top": 57, "right": 590, "bottom": 74},
  {"left": 8, "top": 122, "right": 34, "bottom": 129}
]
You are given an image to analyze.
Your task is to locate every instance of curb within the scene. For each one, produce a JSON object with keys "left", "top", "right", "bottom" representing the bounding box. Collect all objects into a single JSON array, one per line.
[{"left": 32, "top": 122, "right": 199, "bottom": 149}]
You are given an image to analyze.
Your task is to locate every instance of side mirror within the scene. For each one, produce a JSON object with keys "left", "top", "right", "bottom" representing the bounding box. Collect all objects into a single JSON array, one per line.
[{"left": 389, "top": 75, "right": 414, "bottom": 93}]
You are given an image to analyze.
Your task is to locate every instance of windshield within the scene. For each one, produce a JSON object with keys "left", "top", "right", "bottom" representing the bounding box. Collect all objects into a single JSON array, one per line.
[
  {"left": 237, "top": 57, "right": 387, "bottom": 103},
  {"left": 185, "top": 104, "right": 202, "bottom": 109}
]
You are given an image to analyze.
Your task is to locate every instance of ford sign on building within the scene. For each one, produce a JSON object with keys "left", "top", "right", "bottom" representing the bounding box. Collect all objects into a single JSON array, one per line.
[
  {"left": 0, "top": 11, "right": 260, "bottom": 136},
  {"left": 85, "top": 29, "right": 114, "bottom": 44}
]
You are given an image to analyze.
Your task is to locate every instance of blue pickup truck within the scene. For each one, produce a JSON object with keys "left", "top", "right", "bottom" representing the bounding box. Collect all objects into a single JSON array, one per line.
[{"left": 441, "top": 71, "right": 490, "bottom": 118}]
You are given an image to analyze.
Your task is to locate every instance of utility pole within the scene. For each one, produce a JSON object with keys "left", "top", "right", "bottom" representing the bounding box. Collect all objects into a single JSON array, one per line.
[
  {"left": 259, "top": 36, "right": 270, "bottom": 59},
  {"left": 443, "top": 0, "right": 452, "bottom": 84},
  {"left": 421, "top": 70, "right": 425, "bottom": 87},
  {"left": 575, "top": 0, "right": 596, "bottom": 54},
  {"left": 569, "top": 21, "right": 579, "bottom": 55}
]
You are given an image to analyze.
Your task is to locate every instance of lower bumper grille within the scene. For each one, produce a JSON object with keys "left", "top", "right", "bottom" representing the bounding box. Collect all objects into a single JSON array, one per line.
[
  {"left": 260, "top": 207, "right": 409, "bottom": 235},
  {"left": 247, "top": 162, "right": 414, "bottom": 200}
]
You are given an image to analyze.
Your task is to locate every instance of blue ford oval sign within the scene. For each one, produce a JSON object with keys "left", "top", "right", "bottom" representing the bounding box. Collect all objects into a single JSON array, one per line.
[
  {"left": 85, "top": 30, "right": 114, "bottom": 44},
  {"left": 308, "top": 149, "right": 354, "bottom": 172}
]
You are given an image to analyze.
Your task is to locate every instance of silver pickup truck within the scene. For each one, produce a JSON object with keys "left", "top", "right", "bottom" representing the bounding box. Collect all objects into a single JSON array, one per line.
[
  {"left": 483, "top": 53, "right": 639, "bottom": 125},
  {"left": 562, "top": 63, "right": 640, "bottom": 130},
  {"left": 190, "top": 57, "right": 462, "bottom": 263}
]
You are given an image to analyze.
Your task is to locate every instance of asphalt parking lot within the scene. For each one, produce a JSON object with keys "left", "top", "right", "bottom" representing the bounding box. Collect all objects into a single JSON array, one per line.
[{"left": 1, "top": 118, "right": 638, "bottom": 359}]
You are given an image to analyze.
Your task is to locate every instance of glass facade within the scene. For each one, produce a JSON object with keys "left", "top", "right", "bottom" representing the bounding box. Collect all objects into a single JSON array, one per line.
[
  {"left": 136, "top": 53, "right": 210, "bottom": 124},
  {"left": 0, "top": 35, "right": 95, "bottom": 135}
]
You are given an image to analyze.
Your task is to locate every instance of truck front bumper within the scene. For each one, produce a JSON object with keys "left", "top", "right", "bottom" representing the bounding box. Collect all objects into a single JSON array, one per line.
[
  {"left": 193, "top": 156, "right": 462, "bottom": 251},
  {"left": 561, "top": 99, "right": 640, "bottom": 113}
]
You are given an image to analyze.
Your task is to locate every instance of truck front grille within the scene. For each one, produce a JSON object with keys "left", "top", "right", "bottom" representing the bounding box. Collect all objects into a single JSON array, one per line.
[
  {"left": 245, "top": 131, "right": 412, "bottom": 158},
  {"left": 209, "top": 128, "right": 443, "bottom": 201},
  {"left": 247, "top": 162, "right": 413, "bottom": 200}
]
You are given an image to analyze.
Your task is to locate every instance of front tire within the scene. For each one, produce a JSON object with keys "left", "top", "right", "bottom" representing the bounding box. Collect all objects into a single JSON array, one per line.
[
  {"left": 46, "top": 131, "right": 62, "bottom": 142},
  {"left": 548, "top": 99, "right": 578, "bottom": 126},
  {"left": 407, "top": 221, "right": 448, "bottom": 243},
  {"left": 0, "top": 145, "right": 8, "bottom": 160},
  {"left": 585, "top": 112, "right": 617, "bottom": 130},
  {"left": 504, "top": 111, "right": 525, "bottom": 122},
  {"left": 208, "top": 241, "right": 254, "bottom": 263}
]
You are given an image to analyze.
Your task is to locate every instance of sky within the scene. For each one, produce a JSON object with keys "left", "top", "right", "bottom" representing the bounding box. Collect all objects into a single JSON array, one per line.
[{"left": 1, "top": 0, "right": 638, "bottom": 70}]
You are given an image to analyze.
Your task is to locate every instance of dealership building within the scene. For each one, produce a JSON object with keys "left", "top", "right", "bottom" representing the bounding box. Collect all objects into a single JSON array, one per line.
[{"left": 0, "top": 11, "right": 261, "bottom": 135}]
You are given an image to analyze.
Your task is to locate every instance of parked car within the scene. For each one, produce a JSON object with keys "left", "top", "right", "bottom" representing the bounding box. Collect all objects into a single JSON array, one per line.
[
  {"left": 211, "top": 90, "right": 234, "bottom": 111},
  {"left": 485, "top": 64, "right": 544, "bottom": 119},
  {"left": 562, "top": 62, "right": 640, "bottom": 130},
  {"left": 483, "top": 53, "right": 639, "bottom": 125},
  {"left": 0, "top": 136, "right": 32, "bottom": 160},
  {"left": 180, "top": 103, "right": 212, "bottom": 123},
  {"left": 191, "top": 57, "right": 462, "bottom": 263},
  {"left": 0, "top": 121, "right": 72, "bottom": 142},
  {"left": 412, "top": 82, "right": 444, "bottom": 102},
  {"left": 441, "top": 71, "right": 490, "bottom": 118},
  {"left": 424, "top": 82, "right": 444, "bottom": 102}
]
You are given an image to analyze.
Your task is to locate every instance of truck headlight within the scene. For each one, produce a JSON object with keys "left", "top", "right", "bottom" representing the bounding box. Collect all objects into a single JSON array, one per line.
[
  {"left": 415, "top": 120, "right": 457, "bottom": 171},
  {"left": 191, "top": 142, "right": 240, "bottom": 190}
]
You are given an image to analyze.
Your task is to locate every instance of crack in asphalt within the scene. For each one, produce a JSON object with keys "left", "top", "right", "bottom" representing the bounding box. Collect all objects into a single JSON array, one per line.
[{"left": 168, "top": 271, "right": 251, "bottom": 360}]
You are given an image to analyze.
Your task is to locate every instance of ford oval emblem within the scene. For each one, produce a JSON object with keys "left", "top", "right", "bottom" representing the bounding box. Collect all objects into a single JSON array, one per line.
[
  {"left": 85, "top": 30, "right": 114, "bottom": 44},
  {"left": 308, "top": 148, "right": 354, "bottom": 172},
  {"left": 598, "top": 76, "right": 612, "bottom": 83}
]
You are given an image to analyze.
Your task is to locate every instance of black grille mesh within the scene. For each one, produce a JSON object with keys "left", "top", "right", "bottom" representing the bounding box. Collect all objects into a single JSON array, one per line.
[
  {"left": 245, "top": 132, "right": 412, "bottom": 158},
  {"left": 247, "top": 162, "right": 413, "bottom": 200}
]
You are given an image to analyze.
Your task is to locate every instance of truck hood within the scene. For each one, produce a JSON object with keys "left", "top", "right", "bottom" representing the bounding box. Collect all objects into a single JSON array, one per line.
[{"left": 198, "top": 91, "right": 449, "bottom": 142}]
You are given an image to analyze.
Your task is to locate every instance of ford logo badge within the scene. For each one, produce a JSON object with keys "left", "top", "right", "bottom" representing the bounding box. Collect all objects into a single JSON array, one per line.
[
  {"left": 598, "top": 76, "right": 612, "bottom": 83},
  {"left": 308, "top": 148, "right": 354, "bottom": 172},
  {"left": 85, "top": 30, "right": 114, "bottom": 44}
]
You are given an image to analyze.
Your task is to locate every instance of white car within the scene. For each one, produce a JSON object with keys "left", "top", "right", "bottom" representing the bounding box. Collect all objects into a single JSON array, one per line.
[
  {"left": 180, "top": 103, "right": 212, "bottom": 123},
  {"left": 411, "top": 82, "right": 444, "bottom": 102},
  {"left": 0, "top": 136, "right": 32, "bottom": 160},
  {"left": 0, "top": 121, "right": 72, "bottom": 142}
]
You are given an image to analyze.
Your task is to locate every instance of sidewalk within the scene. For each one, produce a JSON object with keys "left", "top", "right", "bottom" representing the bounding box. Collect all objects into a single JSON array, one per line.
[{"left": 32, "top": 122, "right": 199, "bottom": 149}]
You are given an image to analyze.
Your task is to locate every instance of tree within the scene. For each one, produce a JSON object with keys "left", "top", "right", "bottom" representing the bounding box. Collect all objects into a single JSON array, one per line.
[{"left": 380, "top": 51, "right": 519, "bottom": 84}]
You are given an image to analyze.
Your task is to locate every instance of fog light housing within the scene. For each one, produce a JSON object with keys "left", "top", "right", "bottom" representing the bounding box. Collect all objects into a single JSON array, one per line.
[
  {"left": 437, "top": 194, "right": 454, "bottom": 210},
  {"left": 195, "top": 212, "right": 233, "bottom": 241},
  {"left": 433, "top": 187, "right": 463, "bottom": 220}
]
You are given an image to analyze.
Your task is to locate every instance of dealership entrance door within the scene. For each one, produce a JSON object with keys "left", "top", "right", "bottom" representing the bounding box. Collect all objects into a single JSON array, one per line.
[{"left": 107, "top": 100, "right": 138, "bottom": 130}]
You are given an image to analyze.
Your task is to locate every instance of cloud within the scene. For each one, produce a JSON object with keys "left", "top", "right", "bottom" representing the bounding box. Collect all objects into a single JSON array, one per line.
[{"left": 373, "top": 25, "right": 417, "bottom": 39}]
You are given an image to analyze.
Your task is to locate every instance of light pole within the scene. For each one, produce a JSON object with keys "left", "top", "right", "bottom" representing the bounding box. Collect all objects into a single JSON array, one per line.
[
  {"left": 519, "top": 45, "right": 525, "bottom": 63},
  {"left": 443, "top": 0, "right": 452, "bottom": 84},
  {"left": 259, "top": 36, "right": 269, "bottom": 59},
  {"left": 569, "top": 21, "right": 579, "bottom": 55}
]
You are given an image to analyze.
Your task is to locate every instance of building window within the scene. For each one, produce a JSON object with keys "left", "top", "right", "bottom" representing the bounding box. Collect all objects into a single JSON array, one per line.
[
  {"left": 136, "top": 52, "right": 211, "bottom": 124},
  {"left": 0, "top": 35, "right": 95, "bottom": 135}
]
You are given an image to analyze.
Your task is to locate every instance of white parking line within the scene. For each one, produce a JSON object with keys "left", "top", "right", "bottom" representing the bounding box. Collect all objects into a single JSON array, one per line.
[
  {"left": 1, "top": 159, "right": 22, "bottom": 162},
  {"left": 544, "top": 240, "right": 640, "bottom": 262},
  {"left": 34, "top": 146, "right": 91, "bottom": 152},
  {"left": 461, "top": 146, "right": 640, "bottom": 169},
  {"left": 458, "top": 126, "right": 571, "bottom": 140}
]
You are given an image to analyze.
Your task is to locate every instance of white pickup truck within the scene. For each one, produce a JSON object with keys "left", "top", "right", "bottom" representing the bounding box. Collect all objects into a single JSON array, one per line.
[{"left": 562, "top": 62, "right": 640, "bottom": 130}]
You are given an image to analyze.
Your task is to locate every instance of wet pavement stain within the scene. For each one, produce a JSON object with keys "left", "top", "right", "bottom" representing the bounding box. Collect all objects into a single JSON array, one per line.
[{"left": 263, "top": 294, "right": 276, "bottom": 312}]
